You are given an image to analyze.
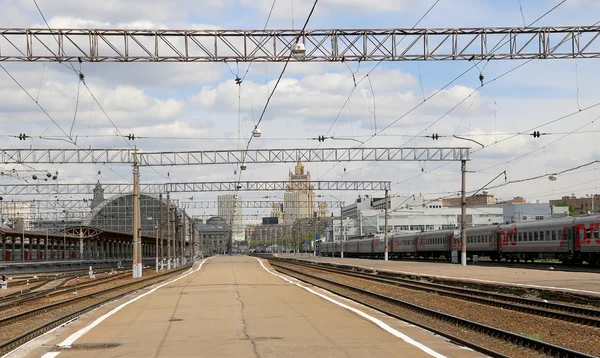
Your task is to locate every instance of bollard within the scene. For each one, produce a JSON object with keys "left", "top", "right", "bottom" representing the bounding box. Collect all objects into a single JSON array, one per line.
[{"left": 1, "top": 274, "right": 7, "bottom": 290}]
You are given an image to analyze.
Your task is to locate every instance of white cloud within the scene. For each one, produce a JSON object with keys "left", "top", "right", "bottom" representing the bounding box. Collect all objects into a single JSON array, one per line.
[{"left": 1, "top": 0, "right": 600, "bottom": 211}]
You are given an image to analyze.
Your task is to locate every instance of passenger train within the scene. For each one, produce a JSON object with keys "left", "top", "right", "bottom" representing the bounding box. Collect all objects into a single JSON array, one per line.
[{"left": 319, "top": 215, "right": 600, "bottom": 265}]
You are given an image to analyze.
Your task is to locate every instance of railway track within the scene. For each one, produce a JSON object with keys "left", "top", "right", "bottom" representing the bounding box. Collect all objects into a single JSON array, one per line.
[
  {"left": 317, "top": 255, "right": 600, "bottom": 273},
  {"left": 269, "top": 260, "right": 596, "bottom": 358},
  {"left": 0, "top": 269, "right": 133, "bottom": 309},
  {"left": 0, "top": 268, "right": 130, "bottom": 303},
  {"left": 270, "top": 258, "right": 600, "bottom": 328},
  {"left": 0, "top": 266, "right": 190, "bottom": 356}
]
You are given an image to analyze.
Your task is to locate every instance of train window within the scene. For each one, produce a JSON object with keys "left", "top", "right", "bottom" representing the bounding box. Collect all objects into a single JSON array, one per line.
[
  {"left": 533, "top": 232, "right": 538, "bottom": 241},
  {"left": 518, "top": 232, "right": 522, "bottom": 241},
  {"left": 595, "top": 228, "right": 600, "bottom": 239},
  {"left": 552, "top": 230, "right": 557, "bottom": 240}
]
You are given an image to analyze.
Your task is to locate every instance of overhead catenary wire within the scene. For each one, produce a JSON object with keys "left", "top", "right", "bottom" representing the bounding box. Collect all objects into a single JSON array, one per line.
[
  {"left": 237, "top": 0, "right": 319, "bottom": 174},
  {"left": 318, "top": 0, "right": 567, "bottom": 182}
]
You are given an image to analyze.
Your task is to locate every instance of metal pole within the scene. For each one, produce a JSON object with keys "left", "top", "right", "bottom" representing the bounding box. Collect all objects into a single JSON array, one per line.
[
  {"left": 22, "top": 225, "right": 25, "bottom": 262},
  {"left": 172, "top": 205, "right": 177, "bottom": 267},
  {"left": 181, "top": 209, "right": 185, "bottom": 265},
  {"left": 384, "top": 189, "right": 389, "bottom": 262},
  {"left": 313, "top": 211, "right": 317, "bottom": 256},
  {"left": 155, "top": 223, "right": 159, "bottom": 273},
  {"left": 340, "top": 205, "right": 344, "bottom": 258},
  {"left": 166, "top": 193, "right": 171, "bottom": 269},
  {"left": 461, "top": 160, "right": 467, "bottom": 267},
  {"left": 359, "top": 212, "right": 363, "bottom": 237},
  {"left": 159, "top": 193, "right": 163, "bottom": 270},
  {"left": 132, "top": 153, "right": 142, "bottom": 278}
]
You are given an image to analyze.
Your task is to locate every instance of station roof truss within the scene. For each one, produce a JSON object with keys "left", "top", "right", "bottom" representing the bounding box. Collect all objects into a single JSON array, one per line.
[
  {"left": 0, "top": 26, "right": 598, "bottom": 62},
  {"left": 0, "top": 226, "right": 162, "bottom": 244},
  {"left": 0, "top": 147, "right": 470, "bottom": 166}
]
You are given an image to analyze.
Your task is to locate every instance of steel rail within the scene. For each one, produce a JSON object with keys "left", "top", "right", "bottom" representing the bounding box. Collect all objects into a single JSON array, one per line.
[
  {"left": 0, "top": 266, "right": 190, "bottom": 355},
  {"left": 272, "top": 258, "right": 600, "bottom": 326},
  {"left": 0, "top": 269, "right": 132, "bottom": 309},
  {"left": 271, "top": 262, "right": 594, "bottom": 358}
]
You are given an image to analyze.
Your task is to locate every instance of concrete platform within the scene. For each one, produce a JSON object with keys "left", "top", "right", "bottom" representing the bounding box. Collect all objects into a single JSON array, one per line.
[
  {"left": 10, "top": 256, "right": 482, "bottom": 358},
  {"left": 276, "top": 254, "right": 600, "bottom": 297}
]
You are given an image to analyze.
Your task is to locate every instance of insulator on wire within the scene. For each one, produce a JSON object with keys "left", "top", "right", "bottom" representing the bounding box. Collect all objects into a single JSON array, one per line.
[
  {"left": 431, "top": 133, "right": 439, "bottom": 140},
  {"left": 479, "top": 73, "right": 484, "bottom": 86},
  {"left": 127, "top": 134, "right": 135, "bottom": 141},
  {"left": 531, "top": 131, "right": 542, "bottom": 138},
  {"left": 235, "top": 76, "right": 242, "bottom": 85}
]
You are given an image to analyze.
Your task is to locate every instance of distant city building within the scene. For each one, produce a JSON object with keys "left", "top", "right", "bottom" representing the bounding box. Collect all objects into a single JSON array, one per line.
[
  {"left": 247, "top": 223, "right": 291, "bottom": 243},
  {"left": 217, "top": 194, "right": 243, "bottom": 242},
  {"left": 270, "top": 203, "right": 284, "bottom": 223},
  {"left": 197, "top": 216, "right": 230, "bottom": 255},
  {"left": 443, "top": 190, "right": 495, "bottom": 207},
  {"left": 502, "top": 203, "right": 569, "bottom": 223},
  {"left": 550, "top": 194, "right": 599, "bottom": 214},
  {"left": 91, "top": 180, "right": 105, "bottom": 209},
  {"left": 262, "top": 217, "right": 279, "bottom": 225},
  {"left": 283, "top": 162, "right": 315, "bottom": 224},
  {"left": 496, "top": 196, "right": 527, "bottom": 204},
  {"left": 317, "top": 202, "right": 330, "bottom": 218},
  {"left": 244, "top": 225, "right": 257, "bottom": 242}
]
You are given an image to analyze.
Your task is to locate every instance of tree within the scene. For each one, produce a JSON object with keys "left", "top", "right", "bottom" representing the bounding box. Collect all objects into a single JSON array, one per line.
[{"left": 555, "top": 202, "right": 577, "bottom": 216}]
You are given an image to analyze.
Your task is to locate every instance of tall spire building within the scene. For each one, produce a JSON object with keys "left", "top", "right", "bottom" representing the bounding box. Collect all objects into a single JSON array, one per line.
[{"left": 283, "top": 162, "right": 315, "bottom": 224}]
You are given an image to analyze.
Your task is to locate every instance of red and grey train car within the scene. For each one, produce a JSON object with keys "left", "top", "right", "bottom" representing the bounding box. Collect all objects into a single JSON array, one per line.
[{"left": 319, "top": 215, "right": 600, "bottom": 264}]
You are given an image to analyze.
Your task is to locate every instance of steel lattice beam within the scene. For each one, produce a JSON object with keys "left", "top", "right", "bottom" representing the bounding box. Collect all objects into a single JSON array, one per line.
[
  {"left": 0, "top": 199, "right": 343, "bottom": 210},
  {"left": 0, "top": 147, "right": 470, "bottom": 165},
  {"left": 180, "top": 200, "right": 342, "bottom": 209},
  {"left": 164, "top": 181, "right": 390, "bottom": 192},
  {"left": 0, "top": 27, "right": 598, "bottom": 62},
  {"left": 0, "top": 180, "right": 390, "bottom": 195}
]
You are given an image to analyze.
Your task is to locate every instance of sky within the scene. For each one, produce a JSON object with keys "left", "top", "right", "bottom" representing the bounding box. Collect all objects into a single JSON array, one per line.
[{"left": 0, "top": 0, "right": 599, "bottom": 222}]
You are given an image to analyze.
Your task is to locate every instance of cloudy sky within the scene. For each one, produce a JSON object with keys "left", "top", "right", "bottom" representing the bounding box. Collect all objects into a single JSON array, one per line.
[{"left": 0, "top": 0, "right": 599, "bottom": 221}]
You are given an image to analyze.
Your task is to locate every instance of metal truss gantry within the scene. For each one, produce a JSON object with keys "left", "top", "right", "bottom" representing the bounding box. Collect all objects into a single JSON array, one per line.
[
  {"left": 0, "top": 199, "right": 344, "bottom": 210},
  {"left": 0, "top": 26, "right": 598, "bottom": 62},
  {"left": 0, "top": 181, "right": 391, "bottom": 195},
  {"left": 181, "top": 200, "right": 343, "bottom": 209},
  {"left": 192, "top": 214, "right": 280, "bottom": 220},
  {"left": 0, "top": 147, "right": 470, "bottom": 166}
]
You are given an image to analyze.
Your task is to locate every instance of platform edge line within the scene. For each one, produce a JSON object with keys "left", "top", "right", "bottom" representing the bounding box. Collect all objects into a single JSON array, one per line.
[{"left": 254, "top": 257, "right": 448, "bottom": 358}]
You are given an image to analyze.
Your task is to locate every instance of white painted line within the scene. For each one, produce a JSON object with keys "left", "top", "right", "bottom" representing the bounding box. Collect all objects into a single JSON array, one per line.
[
  {"left": 254, "top": 258, "right": 447, "bottom": 358},
  {"left": 300, "top": 258, "right": 600, "bottom": 296},
  {"left": 59, "top": 257, "right": 212, "bottom": 348},
  {"left": 32, "top": 257, "right": 213, "bottom": 358},
  {"left": 40, "top": 353, "right": 60, "bottom": 358}
]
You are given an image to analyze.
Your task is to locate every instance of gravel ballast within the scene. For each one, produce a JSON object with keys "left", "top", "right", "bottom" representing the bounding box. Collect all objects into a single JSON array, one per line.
[{"left": 273, "top": 262, "right": 599, "bottom": 357}]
